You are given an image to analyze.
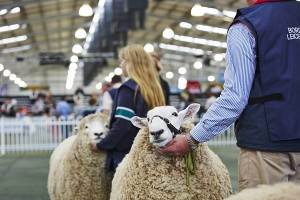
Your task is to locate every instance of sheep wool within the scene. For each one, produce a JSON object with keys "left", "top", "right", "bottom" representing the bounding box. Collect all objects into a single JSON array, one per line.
[
  {"left": 225, "top": 182, "right": 300, "bottom": 200},
  {"left": 110, "top": 122, "right": 232, "bottom": 200},
  {"left": 48, "top": 113, "right": 113, "bottom": 200}
]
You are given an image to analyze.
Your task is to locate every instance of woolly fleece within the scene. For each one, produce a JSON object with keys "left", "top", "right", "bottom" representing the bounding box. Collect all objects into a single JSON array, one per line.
[
  {"left": 225, "top": 182, "right": 300, "bottom": 200},
  {"left": 48, "top": 113, "right": 113, "bottom": 200},
  {"left": 110, "top": 122, "right": 232, "bottom": 200}
]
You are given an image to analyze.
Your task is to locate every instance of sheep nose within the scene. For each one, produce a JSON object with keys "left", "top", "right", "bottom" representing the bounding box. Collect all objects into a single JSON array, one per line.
[
  {"left": 94, "top": 133, "right": 103, "bottom": 138},
  {"left": 150, "top": 129, "right": 164, "bottom": 139}
]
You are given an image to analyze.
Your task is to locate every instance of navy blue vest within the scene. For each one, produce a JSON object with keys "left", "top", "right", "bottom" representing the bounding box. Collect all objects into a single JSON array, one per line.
[
  {"left": 234, "top": 0, "right": 300, "bottom": 151},
  {"left": 108, "top": 87, "right": 118, "bottom": 100}
]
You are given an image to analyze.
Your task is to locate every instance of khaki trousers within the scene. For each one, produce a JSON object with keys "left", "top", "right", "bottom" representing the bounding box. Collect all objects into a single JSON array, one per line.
[{"left": 238, "top": 148, "right": 300, "bottom": 191}]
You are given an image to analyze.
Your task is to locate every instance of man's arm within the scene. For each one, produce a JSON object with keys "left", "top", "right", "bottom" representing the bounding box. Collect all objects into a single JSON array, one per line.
[{"left": 159, "top": 23, "right": 256, "bottom": 155}]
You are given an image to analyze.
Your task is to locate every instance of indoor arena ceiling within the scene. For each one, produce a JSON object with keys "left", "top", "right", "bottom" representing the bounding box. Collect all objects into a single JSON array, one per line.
[{"left": 0, "top": 0, "right": 247, "bottom": 89}]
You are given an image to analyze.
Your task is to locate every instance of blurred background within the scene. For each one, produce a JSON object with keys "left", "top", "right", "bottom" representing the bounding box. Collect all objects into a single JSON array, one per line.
[
  {"left": 0, "top": 1, "right": 249, "bottom": 199},
  {"left": 0, "top": 0, "right": 246, "bottom": 96}
]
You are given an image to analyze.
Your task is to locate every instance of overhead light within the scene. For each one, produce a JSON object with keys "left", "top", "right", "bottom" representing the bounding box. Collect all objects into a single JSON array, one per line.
[
  {"left": 178, "top": 77, "right": 187, "bottom": 90},
  {"left": 79, "top": 4, "right": 93, "bottom": 17},
  {"left": 195, "top": 24, "right": 227, "bottom": 35},
  {"left": 0, "top": 35, "right": 27, "bottom": 45},
  {"left": 104, "top": 76, "right": 111, "bottom": 82},
  {"left": 166, "top": 72, "right": 174, "bottom": 79},
  {"left": 19, "top": 81, "right": 27, "bottom": 88},
  {"left": 3, "top": 69, "right": 11, "bottom": 77},
  {"left": 144, "top": 43, "right": 154, "bottom": 52},
  {"left": 214, "top": 54, "right": 224, "bottom": 62},
  {"left": 69, "top": 63, "right": 78, "bottom": 70},
  {"left": 108, "top": 72, "right": 115, "bottom": 79},
  {"left": 14, "top": 78, "right": 21, "bottom": 84},
  {"left": 0, "top": 24, "right": 20, "bottom": 33},
  {"left": 194, "top": 61, "right": 203, "bottom": 69},
  {"left": 179, "top": 22, "right": 192, "bottom": 29},
  {"left": 1, "top": 44, "right": 31, "bottom": 54},
  {"left": 191, "top": 4, "right": 205, "bottom": 17},
  {"left": 178, "top": 67, "right": 187, "bottom": 75},
  {"left": 173, "top": 34, "right": 227, "bottom": 48},
  {"left": 162, "top": 28, "right": 174, "bottom": 39},
  {"left": 159, "top": 43, "right": 205, "bottom": 55},
  {"left": 222, "top": 10, "right": 236, "bottom": 18},
  {"left": 72, "top": 44, "right": 83, "bottom": 54},
  {"left": 0, "top": 64, "right": 4, "bottom": 71},
  {"left": 208, "top": 75, "right": 215, "bottom": 82},
  {"left": 0, "top": 9, "right": 8, "bottom": 15},
  {"left": 70, "top": 55, "right": 79, "bottom": 63},
  {"left": 9, "top": 74, "right": 17, "bottom": 81},
  {"left": 75, "top": 28, "right": 87, "bottom": 39},
  {"left": 95, "top": 82, "right": 102, "bottom": 90},
  {"left": 10, "top": 7, "right": 20, "bottom": 14},
  {"left": 114, "top": 67, "right": 122, "bottom": 75}
]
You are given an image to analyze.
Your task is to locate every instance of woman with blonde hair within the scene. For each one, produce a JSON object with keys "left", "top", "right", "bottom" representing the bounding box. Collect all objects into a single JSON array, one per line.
[{"left": 90, "top": 44, "right": 165, "bottom": 172}]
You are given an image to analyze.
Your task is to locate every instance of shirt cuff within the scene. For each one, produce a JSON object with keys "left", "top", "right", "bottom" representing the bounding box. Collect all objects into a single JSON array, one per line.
[{"left": 190, "top": 123, "right": 212, "bottom": 143}]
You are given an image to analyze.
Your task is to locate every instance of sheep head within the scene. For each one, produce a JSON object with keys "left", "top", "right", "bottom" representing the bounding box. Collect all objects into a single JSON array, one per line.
[
  {"left": 75, "top": 113, "right": 109, "bottom": 143},
  {"left": 131, "top": 103, "right": 200, "bottom": 147}
]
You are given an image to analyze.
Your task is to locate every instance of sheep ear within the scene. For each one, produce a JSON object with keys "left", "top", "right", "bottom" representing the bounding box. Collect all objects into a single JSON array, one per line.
[
  {"left": 131, "top": 116, "right": 148, "bottom": 128},
  {"left": 178, "top": 103, "right": 201, "bottom": 123}
]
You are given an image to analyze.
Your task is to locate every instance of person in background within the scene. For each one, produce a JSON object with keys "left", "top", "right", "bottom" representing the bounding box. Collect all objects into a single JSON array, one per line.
[
  {"left": 90, "top": 44, "right": 165, "bottom": 172},
  {"left": 101, "top": 75, "right": 122, "bottom": 116},
  {"left": 73, "top": 87, "right": 86, "bottom": 117},
  {"left": 73, "top": 87, "right": 85, "bottom": 106},
  {"left": 159, "top": 0, "right": 300, "bottom": 191},
  {"left": 29, "top": 89, "right": 40, "bottom": 104},
  {"left": 56, "top": 96, "right": 71, "bottom": 119},
  {"left": 56, "top": 96, "right": 71, "bottom": 138},
  {"left": 150, "top": 51, "right": 170, "bottom": 105},
  {"left": 1, "top": 97, "right": 18, "bottom": 117},
  {"left": 96, "top": 81, "right": 111, "bottom": 113},
  {"left": 204, "top": 86, "right": 222, "bottom": 111},
  {"left": 83, "top": 92, "right": 98, "bottom": 117},
  {"left": 44, "top": 90, "right": 56, "bottom": 117}
]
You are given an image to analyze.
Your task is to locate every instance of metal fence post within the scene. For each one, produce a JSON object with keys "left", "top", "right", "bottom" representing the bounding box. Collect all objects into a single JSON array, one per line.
[{"left": 1, "top": 117, "right": 5, "bottom": 155}]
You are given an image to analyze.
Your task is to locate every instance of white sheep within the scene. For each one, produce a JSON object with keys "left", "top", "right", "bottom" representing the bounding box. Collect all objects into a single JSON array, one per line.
[
  {"left": 48, "top": 113, "right": 113, "bottom": 200},
  {"left": 224, "top": 182, "right": 300, "bottom": 200},
  {"left": 110, "top": 103, "right": 232, "bottom": 200}
]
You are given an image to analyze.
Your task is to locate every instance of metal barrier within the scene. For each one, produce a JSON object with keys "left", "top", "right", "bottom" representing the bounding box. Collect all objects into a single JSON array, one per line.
[
  {"left": 0, "top": 116, "right": 236, "bottom": 155},
  {"left": 0, "top": 116, "right": 81, "bottom": 155}
]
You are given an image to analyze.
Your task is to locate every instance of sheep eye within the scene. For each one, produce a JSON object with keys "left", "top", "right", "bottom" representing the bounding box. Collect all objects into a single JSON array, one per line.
[
  {"left": 172, "top": 112, "right": 178, "bottom": 117},
  {"left": 105, "top": 124, "right": 109, "bottom": 128},
  {"left": 147, "top": 118, "right": 150, "bottom": 121},
  {"left": 85, "top": 125, "right": 88, "bottom": 129}
]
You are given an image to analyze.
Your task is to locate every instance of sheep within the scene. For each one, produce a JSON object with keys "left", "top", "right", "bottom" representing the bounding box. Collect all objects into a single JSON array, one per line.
[
  {"left": 110, "top": 103, "right": 232, "bottom": 200},
  {"left": 48, "top": 113, "right": 113, "bottom": 200},
  {"left": 224, "top": 182, "right": 300, "bottom": 200}
]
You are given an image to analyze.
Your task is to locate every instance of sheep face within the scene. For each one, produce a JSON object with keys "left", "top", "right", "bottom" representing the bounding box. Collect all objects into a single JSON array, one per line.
[
  {"left": 86, "top": 119, "right": 109, "bottom": 143},
  {"left": 76, "top": 114, "right": 109, "bottom": 143},
  {"left": 131, "top": 103, "right": 200, "bottom": 147}
]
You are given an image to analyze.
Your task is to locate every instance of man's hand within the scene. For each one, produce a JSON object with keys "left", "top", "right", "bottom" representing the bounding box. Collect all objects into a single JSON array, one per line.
[
  {"left": 157, "top": 135, "right": 191, "bottom": 156},
  {"left": 89, "top": 141, "right": 99, "bottom": 152}
]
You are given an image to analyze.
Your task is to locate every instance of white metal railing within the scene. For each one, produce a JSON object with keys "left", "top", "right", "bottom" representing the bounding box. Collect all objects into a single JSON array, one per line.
[
  {"left": 0, "top": 116, "right": 82, "bottom": 155},
  {"left": 0, "top": 116, "right": 236, "bottom": 155}
]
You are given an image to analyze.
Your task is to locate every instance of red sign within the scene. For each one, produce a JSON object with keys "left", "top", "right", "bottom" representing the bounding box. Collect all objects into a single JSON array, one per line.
[{"left": 186, "top": 81, "right": 201, "bottom": 94}]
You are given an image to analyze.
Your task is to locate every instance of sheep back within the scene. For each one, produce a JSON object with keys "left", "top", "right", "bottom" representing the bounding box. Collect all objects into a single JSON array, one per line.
[
  {"left": 225, "top": 182, "right": 300, "bottom": 200},
  {"left": 111, "top": 127, "right": 232, "bottom": 200}
]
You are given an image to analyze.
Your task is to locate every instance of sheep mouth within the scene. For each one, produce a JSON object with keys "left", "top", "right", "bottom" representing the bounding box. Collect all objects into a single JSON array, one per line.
[
  {"left": 152, "top": 139, "right": 166, "bottom": 144},
  {"left": 152, "top": 138, "right": 166, "bottom": 144},
  {"left": 92, "top": 138, "right": 101, "bottom": 143}
]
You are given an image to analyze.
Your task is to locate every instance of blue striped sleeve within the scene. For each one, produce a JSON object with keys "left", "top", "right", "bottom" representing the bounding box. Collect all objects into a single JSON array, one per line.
[{"left": 190, "top": 23, "right": 256, "bottom": 142}]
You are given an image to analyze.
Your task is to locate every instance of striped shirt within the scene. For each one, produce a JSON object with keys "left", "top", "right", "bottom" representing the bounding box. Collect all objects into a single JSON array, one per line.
[{"left": 191, "top": 23, "right": 257, "bottom": 142}]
